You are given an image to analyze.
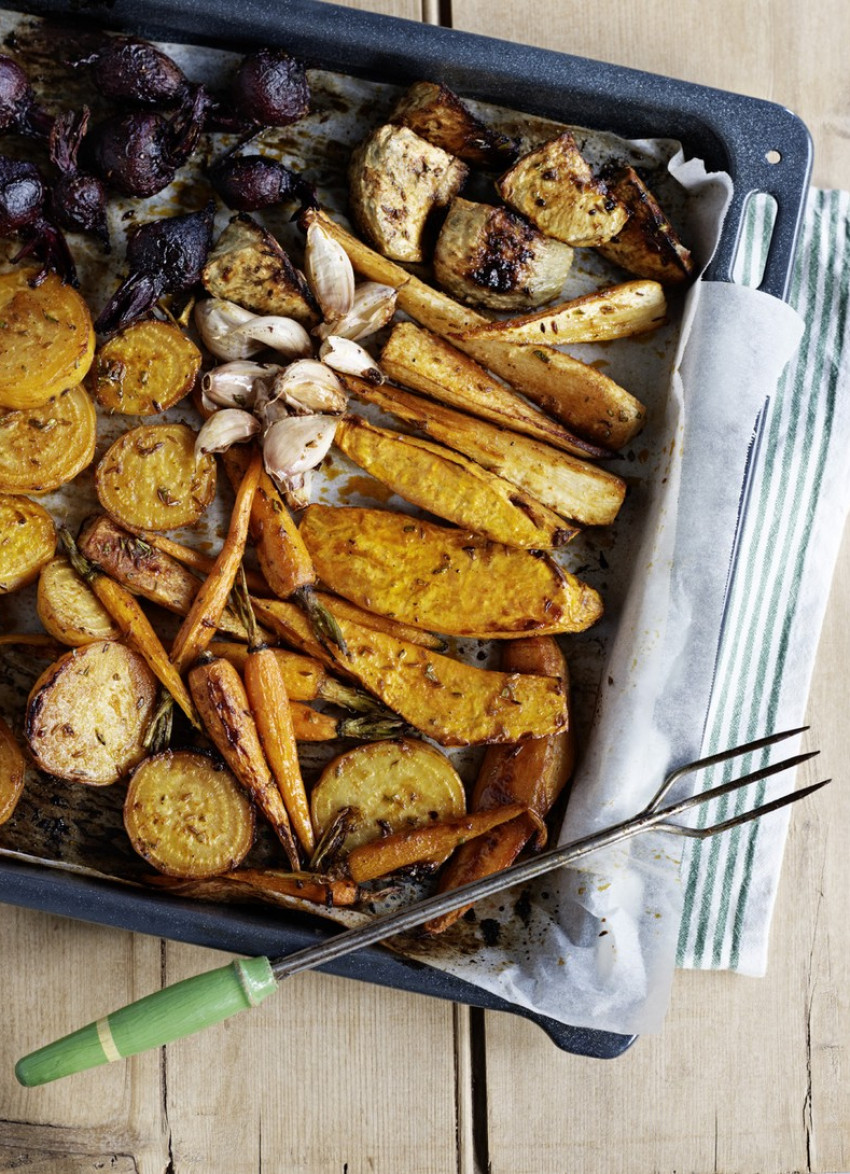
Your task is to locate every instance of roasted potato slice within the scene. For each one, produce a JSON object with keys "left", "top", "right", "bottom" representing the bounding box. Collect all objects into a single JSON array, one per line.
[
  {"left": 124, "top": 751, "right": 255, "bottom": 879},
  {"left": 433, "top": 197, "right": 574, "bottom": 310},
  {"left": 0, "top": 715, "right": 26, "bottom": 826},
  {"left": 0, "top": 494, "right": 55, "bottom": 593},
  {"left": 596, "top": 165, "right": 695, "bottom": 284},
  {"left": 95, "top": 422, "right": 217, "bottom": 531},
  {"left": 348, "top": 124, "right": 468, "bottom": 263},
  {"left": 334, "top": 415, "right": 578, "bottom": 549},
  {"left": 497, "top": 131, "right": 629, "bottom": 247},
  {"left": 0, "top": 269, "right": 95, "bottom": 410},
  {"left": 89, "top": 319, "right": 201, "bottom": 415},
  {"left": 37, "top": 556, "right": 121, "bottom": 646},
  {"left": 389, "top": 80, "right": 518, "bottom": 167},
  {"left": 300, "top": 506, "right": 603, "bottom": 638},
  {"left": 454, "top": 279, "right": 667, "bottom": 345},
  {"left": 0, "top": 383, "right": 97, "bottom": 495},
  {"left": 25, "top": 640, "right": 159, "bottom": 785},
  {"left": 346, "top": 375, "right": 626, "bottom": 526},
  {"left": 310, "top": 738, "right": 465, "bottom": 852},
  {"left": 202, "top": 214, "right": 319, "bottom": 325}
]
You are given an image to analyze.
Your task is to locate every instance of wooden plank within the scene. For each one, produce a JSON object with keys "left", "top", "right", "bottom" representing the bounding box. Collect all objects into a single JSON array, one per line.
[{"left": 161, "top": 941, "right": 460, "bottom": 1174}]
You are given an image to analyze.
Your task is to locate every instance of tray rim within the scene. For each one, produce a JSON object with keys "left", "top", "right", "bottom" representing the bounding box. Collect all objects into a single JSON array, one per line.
[{"left": 0, "top": 0, "right": 813, "bottom": 1057}]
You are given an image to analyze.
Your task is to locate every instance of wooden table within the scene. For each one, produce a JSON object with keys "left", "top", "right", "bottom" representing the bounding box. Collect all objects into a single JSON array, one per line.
[{"left": 3, "top": 3, "right": 849, "bottom": 1171}]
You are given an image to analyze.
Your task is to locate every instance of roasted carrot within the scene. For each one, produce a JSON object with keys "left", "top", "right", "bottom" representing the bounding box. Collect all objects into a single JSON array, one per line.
[
  {"left": 288, "top": 702, "right": 408, "bottom": 742},
  {"left": 188, "top": 652, "right": 300, "bottom": 869},
  {"left": 426, "top": 636, "right": 574, "bottom": 933},
  {"left": 170, "top": 450, "right": 263, "bottom": 674},
  {"left": 60, "top": 531, "right": 200, "bottom": 729},
  {"left": 345, "top": 803, "right": 530, "bottom": 883},
  {"left": 223, "top": 868, "right": 361, "bottom": 907},
  {"left": 207, "top": 641, "right": 378, "bottom": 712}
]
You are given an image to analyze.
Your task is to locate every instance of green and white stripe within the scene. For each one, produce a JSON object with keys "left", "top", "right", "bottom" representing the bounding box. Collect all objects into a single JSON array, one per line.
[{"left": 678, "top": 188, "right": 850, "bottom": 971}]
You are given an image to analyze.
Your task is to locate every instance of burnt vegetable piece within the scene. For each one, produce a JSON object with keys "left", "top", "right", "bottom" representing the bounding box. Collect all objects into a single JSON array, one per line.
[
  {"left": 74, "top": 37, "right": 190, "bottom": 108},
  {"left": 89, "top": 85, "right": 209, "bottom": 198},
  {"left": 0, "top": 155, "right": 77, "bottom": 285},
  {"left": 0, "top": 54, "right": 52, "bottom": 139},
  {"left": 231, "top": 48, "right": 310, "bottom": 128},
  {"left": 48, "top": 108, "right": 109, "bottom": 247},
  {"left": 209, "top": 153, "right": 316, "bottom": 216},
  {"left": 95, "top": 203, "right": 215, "bottom": 334}
]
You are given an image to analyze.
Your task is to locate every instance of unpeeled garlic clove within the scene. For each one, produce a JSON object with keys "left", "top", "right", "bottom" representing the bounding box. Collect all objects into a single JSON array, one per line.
[
  {"left": 318, "top": 336, "right": 384, "bottom": 383},
  {"left": 201, "top": 361, "right": 281, "bottom": 413},
  {"left": 314, "top": 281, "right": 398, "bottom": 342},
  {"left": 305, "top": 221, "right": 355, "bottom": 327},
  {"left": 194, "top": 408, "right": 261, "bottom": 459},
  {"left": 269, "top": 359, "right": 348, "bottom": 415},
  {"left": 194, "top": 298, "right": 264, "bottom": 361},
  {"left": 263, "top": 414, "right": 339, "bottom": 491},
  {"left": 230, "top": 315, "right": 313, "bottom": 359}
]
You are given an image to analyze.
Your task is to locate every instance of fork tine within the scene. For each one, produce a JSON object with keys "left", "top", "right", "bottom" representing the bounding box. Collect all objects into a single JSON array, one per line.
[
  {"left": 654, "top": 749, "right": 820, "bottom": 822},
  {"left": 657, "top": 777, "right": 832, "bottom": 839}
]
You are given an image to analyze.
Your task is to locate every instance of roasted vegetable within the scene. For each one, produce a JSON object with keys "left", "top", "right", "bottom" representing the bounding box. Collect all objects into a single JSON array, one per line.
[
  {"left": 209, "top": 153, "right": 316, "bottom": 216},
  {"left": 36, "top": 556, "right": 120, "bottom": 646},
  {"left": 88, "top": 319, "right": 201, "bottom": 415},
  {"left": 317, "top": 611, "right": 568, "bottom": 746},
  {"left": 0, "top": 495, "right": 55, "bottom": 593},
  {"left": 497, "top": 131, "right": 629, "bottom": 247},
  {"left": 454, "top": 279, "right": 667, "bottom": 345},
  {"left": 188, "top": 653, "right": 300, "bottom": 868},
  {"left": 596, "top": 166, "right": 695, "bottom": 284},
  {"left": 0, "top": 53, "right": 52, "bottom": 138},
  {"left": 221, "top": 869, "right": 359, "bottom": 907},
  {"left": 73, "top": 36, "right": 191, "bottom": 108},
  {"left": 0, "top": 268, "right": 95, "bottom": 410},
  {"left": 25, "top": 640, "right": 159, "bottom": 786},
  {"left": 0, "top": 156, "right": 77, "bottom": 285},
  {"left": 433, "top": 197, "right": 574, "bottom": 310},
  {"left": 124, "top": 751, "right": 255, "bottom": 879},
  {"left": 230, "top": 47, "right": 310, "bottom": 128},
  {"left": 0, "top": 383, "right": 97, "bottom": 496},
  {"left": 310, "top": 738, "right": 465, "bottom": 852},
  {"left": 348, "top": 124, "right": 468, "bottom": 263},
  {"left": 0, "top": 714, "right": 26, "bottom": 826},
  {"left": 285, "top": 704, "right": 408, "bottom": 743},
  {"left": 201, "top": 214, "right": 319, "bottom": 324},
  {"left": 334, "top": 415, "right": 578, "bottom": 549},
  {"left": 47, "top": 108, "right": 109, "bottom": 247},
  {"left": 389, "top": 80, "right": 517, "bottom": 168},
  {"left": 346, "top": 375, "right": 626, "bottom": 526},
  {"left": 345, "top": 803, "right": 529, "bottom": 883},
  {"left": 170, "top": 450, "right": 262, "bottom": 674},
  {"left": 426, "top": 636, "right": 574, "bottom": 932},
  {"left": 300, "top": 506, "right": 603, "bottom": 639},
  {"left": 377, "top": 321, "right": 603, "bottom": 459},
  {"left": 95, "top": 423, "right": 217, "bottom": 532}
]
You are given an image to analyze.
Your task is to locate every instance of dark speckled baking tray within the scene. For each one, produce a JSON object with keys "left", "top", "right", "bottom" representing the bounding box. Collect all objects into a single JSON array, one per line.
[{"left": 0, "top": 0, "right": 813, "bottom": 1057}]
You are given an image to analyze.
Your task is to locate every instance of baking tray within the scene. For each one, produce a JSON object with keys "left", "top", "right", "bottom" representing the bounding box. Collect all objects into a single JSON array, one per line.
[{"left": 0, "top": 0, "right": 813, "bottom": 1058}]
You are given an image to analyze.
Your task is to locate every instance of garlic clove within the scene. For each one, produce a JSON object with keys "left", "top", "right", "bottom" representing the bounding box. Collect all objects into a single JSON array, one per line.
[
  {"left": 304, "top": 221, "right": 355, "bottom": 326},
  {"left": 263, "top": 414, "right": 339, "bottom": 491},
  {"left": 201, "top": 361, "right": 282, "bottom": 412},
  {"left": 195, "top": 298, "right": 264, "bottom": 361},
  {"left": 269, "top": 359, "right": 348, "bottom": 415},
  {"left": 314, "top": 281, "right": 398, "bottom": 342},
  {"left": 229, "top": 316, "right": 313, "bottom": 358},
  {"left": 318, "top": 336, "right": 384, "bottom": 383},
  {"left": 194, "top": 408, "right": 261, "bottom": 459}
]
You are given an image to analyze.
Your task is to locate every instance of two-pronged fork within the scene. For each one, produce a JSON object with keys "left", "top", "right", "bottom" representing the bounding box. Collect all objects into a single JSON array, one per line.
[{"left": 15, "top": 726, "right": 828, "bottom": 1086}]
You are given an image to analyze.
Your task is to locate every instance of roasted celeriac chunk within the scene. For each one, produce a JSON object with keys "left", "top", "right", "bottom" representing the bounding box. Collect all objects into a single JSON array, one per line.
[
  {"left": 497, "top": 131, "right": 628, "bottom": 247},
  {"left": 596, "top": 165, "right": 695, "bottom": 284},
  {"left": 348, "top": 124, "right": 468, "bottom": 263},
  {"left": 202, "top": 214, "right": 319, "bottom": 325},
  {"left": 433, "top": 197, "right": 574, "bottom": 310},
  {"left": 389, "top": 80, "right": 518, "bottom": 168}
]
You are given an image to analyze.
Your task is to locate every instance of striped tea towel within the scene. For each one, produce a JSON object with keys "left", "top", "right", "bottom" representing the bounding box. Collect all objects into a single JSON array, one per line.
[{"left": 678, "top": 188, "right": 850, "bottom": 972}]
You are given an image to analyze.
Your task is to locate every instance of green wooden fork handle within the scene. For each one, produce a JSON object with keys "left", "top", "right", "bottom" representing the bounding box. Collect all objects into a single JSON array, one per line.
[{"left": 15, "top": 956, "right": 278, "bottom": 1087}]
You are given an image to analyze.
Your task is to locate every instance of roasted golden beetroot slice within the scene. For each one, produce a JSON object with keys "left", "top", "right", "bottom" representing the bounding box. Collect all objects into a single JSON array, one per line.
[
  {"left": 310, "top": 738, "right": 465, "bottom": 852},
  {"left": 37, "top": 556, "right": 121, "bottom": 646},
  {"left": 0, "top": 270, "right": 95, "bottom": 410},
  {"left": 0, "top": 383, "right": 97, "bottom": 495},
  {"left": 300, "top": 506, "right": 602, "bottom": 638},
  {"left": 323, "top": 612, "right": 568, "bottom": 746},
  {"left": 95, "top": 422, "right": 217, "bottom": 531},
  {"left": 25, "top": 640, "right": 159, "bottom": 786},
  {"left": 124, "top": 751, "right": 255, "bottom": 879},
  {"left": 0, "top": 495, "right": 55, "bottom": 593},
  {"left": 0, "top": 715, "right": 26, "bottom": 826},
  {"left": 89, "top": 318, "right": 201, "bottom": 415},
  {"left": 334, "top": 416, "right": 578, "bottom": 549}
]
